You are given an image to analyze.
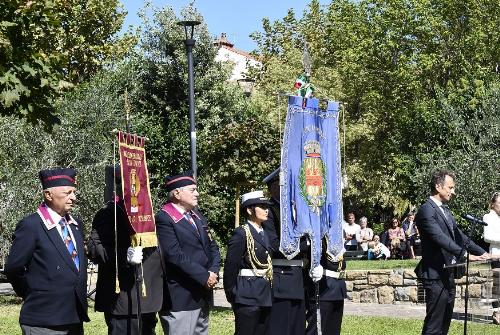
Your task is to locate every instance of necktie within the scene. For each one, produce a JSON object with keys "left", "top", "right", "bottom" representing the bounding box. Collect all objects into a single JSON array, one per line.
[
  {"left": 59, "top": 218, "right": 79, "bottom": 270},
  {"left": 259, "top": 230, "right": 269, "bottom": 249},
  {"left": 440, "top": 205, "right": 455, "bottom": 238},
  {"left": 185, "top": 212, "right": 199, "bottom": 235}
]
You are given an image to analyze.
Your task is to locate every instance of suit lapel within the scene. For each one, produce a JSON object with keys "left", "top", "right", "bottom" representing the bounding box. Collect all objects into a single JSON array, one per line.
[
  {"left": 429, "top": 199, "right": 455, "bottom": 238},
  {"left": 42, "top": 220, "right": 79, "bottom": 274},
  {"left": 70, "top": 223, "right": 85, "bottom": 274},
  {"left": 181, "top": 216, "right": 204, "bottom": 243},
  {"left": 248, "top": 223, "right": 269, "bottom": 251},
  {"left": 193, "top": 217, "right": 208, "bottom": 247}
]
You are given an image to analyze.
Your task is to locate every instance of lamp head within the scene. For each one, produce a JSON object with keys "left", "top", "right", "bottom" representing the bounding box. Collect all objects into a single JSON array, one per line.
[{"left": 177, "top": 20, "right": 201, "bottom": 40}]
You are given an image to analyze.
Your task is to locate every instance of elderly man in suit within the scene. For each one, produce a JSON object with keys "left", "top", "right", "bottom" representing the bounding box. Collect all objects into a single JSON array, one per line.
[
  {"left": 156, "top": 171, "right": 221, "bottom": 335},
  {"left": 415, "top": 169, "right": 489, "bottom": 335},
  {"left": 4, "top": 168, "right": 89, "bottom": 335}
]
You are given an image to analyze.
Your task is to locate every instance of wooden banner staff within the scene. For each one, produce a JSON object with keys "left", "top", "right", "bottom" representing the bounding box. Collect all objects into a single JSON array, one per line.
[
  {"left": 111, "top": 89, "right": 150, "bottom": 334},
  {"left": 113, "top": 139, "right": 120, "bottom": 294}
]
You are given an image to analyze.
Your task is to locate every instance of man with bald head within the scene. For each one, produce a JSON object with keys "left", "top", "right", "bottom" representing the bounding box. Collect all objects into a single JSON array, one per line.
[{"left": 5, "top": 168, "right": 89, "bottom": 335}]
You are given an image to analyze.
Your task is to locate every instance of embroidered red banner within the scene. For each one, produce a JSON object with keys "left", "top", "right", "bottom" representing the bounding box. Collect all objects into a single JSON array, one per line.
[{"left": 118, "top": 131, "right": 157, "bottom": 247}]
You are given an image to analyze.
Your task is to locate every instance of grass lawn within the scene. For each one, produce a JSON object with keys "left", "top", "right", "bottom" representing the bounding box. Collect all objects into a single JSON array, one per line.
[
  {"left": 1, "top": 296, "right": 499, "bottom": 335},
  {"left": 346, "top": 259, "right": 419, "bottom": 270}
]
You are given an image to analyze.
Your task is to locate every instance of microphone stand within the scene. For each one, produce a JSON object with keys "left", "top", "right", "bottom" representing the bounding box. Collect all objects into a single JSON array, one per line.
[{"left": 447, "top": 216, "right": 481, "bottom": 335}]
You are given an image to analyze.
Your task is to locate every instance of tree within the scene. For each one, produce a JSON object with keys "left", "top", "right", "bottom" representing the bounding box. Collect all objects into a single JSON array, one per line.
[
  {"left": 0, "top": 4, "right": 281, "bottom": 253},
  {"left": 0, "top": 59, "right": 163, "bottom": 242},
  {"left": 135, "top": 4, "right": 281, "bottom": 244},
  {"left": 251, "top": 0, "right": 500, "bottom": 224},
  {"left": 0, "top": 0, "right": 135, "bottom": 127}
]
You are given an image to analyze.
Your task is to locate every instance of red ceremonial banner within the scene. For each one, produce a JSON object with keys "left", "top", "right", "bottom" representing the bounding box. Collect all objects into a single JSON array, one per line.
[{"left": 118, "top": 131, "right": 157, "bottom": 247}]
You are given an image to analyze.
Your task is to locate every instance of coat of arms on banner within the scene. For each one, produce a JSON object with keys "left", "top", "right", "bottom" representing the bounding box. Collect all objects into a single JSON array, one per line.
[{"left": 299, "top": 140, "right": 326, "bottom": 215}]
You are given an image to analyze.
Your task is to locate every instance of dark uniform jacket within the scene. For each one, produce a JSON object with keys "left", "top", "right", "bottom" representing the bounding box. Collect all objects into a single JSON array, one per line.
[
  {"left": 415, "top": 198, "right": 485, "bottom": 283},
  {"left": 156, "top": 203, "right": 221, "bottom": 311},
  {"left": 5, "top": 211, "right": 89, "bottom": 326},
  {"left": 263, "top": 198, "right": 308, "bottom": 300},
  {"left": 87, "top": 201, "right": 163, "bottom": 315},
  {"left": 306, "top": 256, "right": 347, "bottom": 302},
  {"left": 224, "top": 223, "right": 273, "bottom": 307}
]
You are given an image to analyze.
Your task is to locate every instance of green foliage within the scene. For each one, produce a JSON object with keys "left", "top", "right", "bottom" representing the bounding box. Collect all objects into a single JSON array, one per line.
[
  {"left": 134, "top": 5, "right": 280, "bottom": 242},
  {"left": 0, "top": 0, "right": 136, "bottom": 127},
  {"left": 252, "top": 0, "right": 500, "bottom": 226},
  {"left": 0, "top": 60, "right": 163, "bottom": 239}
]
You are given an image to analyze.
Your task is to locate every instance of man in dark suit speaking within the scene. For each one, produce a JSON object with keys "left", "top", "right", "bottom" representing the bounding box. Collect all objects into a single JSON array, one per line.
[
  {"left": 415, "top": 169, "right": 489, "bottom": 335},
  {"left": 5, "top": 168, "right": 89, "bottom": 334}
]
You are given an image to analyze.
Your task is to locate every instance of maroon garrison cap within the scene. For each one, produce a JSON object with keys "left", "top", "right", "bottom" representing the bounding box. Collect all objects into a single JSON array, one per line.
[
  {"left": 39, "top": 168, "right": 77, "bottom": 189},
  {"left": 164, "top": 170, "right": 196, "bottom": 193}
]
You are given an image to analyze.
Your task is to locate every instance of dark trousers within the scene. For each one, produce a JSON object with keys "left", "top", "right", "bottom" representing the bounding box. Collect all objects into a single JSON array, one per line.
[
  {"left": 268, "top": 298, "right": 305, "bottom": 335},
  {"left": 104, "top": 312, "right": 157, "bottom": 335},
  {"left": 306, "top": 300, "right": 344, "bottom": 335},
  {"left": 233, "top": 304, "right": 271, "bottom": 335},
  {"left": 21, "top": 323, "right": 83, "bottom": 335},
  {"left": 344, "top": 245, "right": 358, "bottom": 251},
  {"left": 422, "top": 279, "right": 456, "bottom": 335}
]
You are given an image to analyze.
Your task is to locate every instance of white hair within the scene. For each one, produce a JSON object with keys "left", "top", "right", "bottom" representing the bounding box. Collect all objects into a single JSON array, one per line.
[{"left": 167, "top": 186, "right": 189, "bottom": 201}]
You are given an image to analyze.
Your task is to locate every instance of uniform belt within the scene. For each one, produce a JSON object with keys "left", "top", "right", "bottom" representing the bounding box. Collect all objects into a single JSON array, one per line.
[
  {"left": 272, "top": 259, "right": 303, "bottom": 267},
  {"left": 324, "top": 269, "right": 342, "bottom": 278},
  {"left": 239, "top": 269, "right": 267, "bottom": 277}
]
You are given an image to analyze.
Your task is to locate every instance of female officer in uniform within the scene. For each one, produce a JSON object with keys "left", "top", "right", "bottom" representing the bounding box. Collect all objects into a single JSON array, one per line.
[{"left": 224, "top": 191, "right": 273, "bottom": 335}]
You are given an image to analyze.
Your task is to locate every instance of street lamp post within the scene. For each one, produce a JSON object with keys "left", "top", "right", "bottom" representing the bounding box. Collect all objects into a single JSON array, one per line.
[
  {"left": 178, "top": 20, "right": 201, "bottom": 177},
  {"left": 237, "top": 78, "right": 255, "bottom": 97}
]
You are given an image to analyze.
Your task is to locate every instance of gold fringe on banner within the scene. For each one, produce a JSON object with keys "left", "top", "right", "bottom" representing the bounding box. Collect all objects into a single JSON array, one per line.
[{"left": 130, "top": 232, "right": 158, "bottom": 248}]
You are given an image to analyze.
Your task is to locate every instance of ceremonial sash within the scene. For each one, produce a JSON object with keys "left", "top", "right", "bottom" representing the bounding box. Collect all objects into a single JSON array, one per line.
[{"left": 280, "top": 96, "right": 344, "bottom": 269}]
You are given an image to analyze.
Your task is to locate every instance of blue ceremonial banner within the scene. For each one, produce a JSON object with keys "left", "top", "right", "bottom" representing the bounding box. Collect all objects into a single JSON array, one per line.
[{"left": 280, "top": 96, "right": 344, "bottom": 270}]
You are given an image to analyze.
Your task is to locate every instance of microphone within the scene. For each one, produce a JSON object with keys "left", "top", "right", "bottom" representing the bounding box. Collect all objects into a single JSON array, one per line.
[{"left": 461, "top": 214, "right": 488, "bottom": 226}]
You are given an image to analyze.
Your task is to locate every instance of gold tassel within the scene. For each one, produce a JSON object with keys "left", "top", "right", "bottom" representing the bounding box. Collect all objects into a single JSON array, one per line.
[{"left": 141, "top": 263, "right": 147, "bottom": 297}]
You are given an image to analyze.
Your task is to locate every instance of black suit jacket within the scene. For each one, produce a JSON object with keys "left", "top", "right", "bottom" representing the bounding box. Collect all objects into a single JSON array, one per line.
[
  {"left": 87, "top": 201, "right": 163, "bottom": 315},
  {"left": 223, "top": 223, "right": 273, "bottom": 307},
  {"left": 263, "top": 199, "right": 308, "bottom": 300},
  {"left": 5, "top": 212, "right": 89, "bottom": 326},
  {"left": 415, "top": 198, "right": 485, "bottom": 282},
  {"left": 156, "top": 203, "right": 221, "bottom": 311}
]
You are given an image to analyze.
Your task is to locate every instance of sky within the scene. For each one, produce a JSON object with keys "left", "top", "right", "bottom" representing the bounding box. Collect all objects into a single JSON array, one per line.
[{"left": 120, "top": 0, "right": 329, "bottom": 52}]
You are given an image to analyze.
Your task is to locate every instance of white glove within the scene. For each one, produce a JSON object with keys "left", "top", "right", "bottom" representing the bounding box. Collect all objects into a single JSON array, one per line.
[
  {"left": 311, "top": 265, "right": 324, "bottom": 282},
  {"left": 127, "top": 246, "right": 143, "bottom": 265}
]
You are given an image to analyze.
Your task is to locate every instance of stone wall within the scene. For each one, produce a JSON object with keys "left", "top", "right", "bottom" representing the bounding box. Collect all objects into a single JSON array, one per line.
[{"left": 345, "top": 268, "right": 496, "bottom": 306}]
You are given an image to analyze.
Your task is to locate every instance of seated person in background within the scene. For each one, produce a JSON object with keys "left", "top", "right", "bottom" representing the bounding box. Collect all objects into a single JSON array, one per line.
[
  {"left": 379, "top": 222, "right": 390, "bottom": 247},
  {"left": 356, "top": 216, "right": 373, "bottom": 251},
  {"left": 367, "top": 235, "right": 391, "bottom": 260},
  {"left": 402, "top": 212, "right": 419, "bottom": 259},
  {"left": 343, "top": 212, "right": 360, "bottom": 251},
  {"left": 387, "top": 217, "right": 406, "bottom": 259}
]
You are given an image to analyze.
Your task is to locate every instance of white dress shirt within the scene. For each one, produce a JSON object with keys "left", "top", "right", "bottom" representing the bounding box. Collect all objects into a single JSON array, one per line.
[{"left": 344, "top": 223, "right": 360, "bottom": 246}]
